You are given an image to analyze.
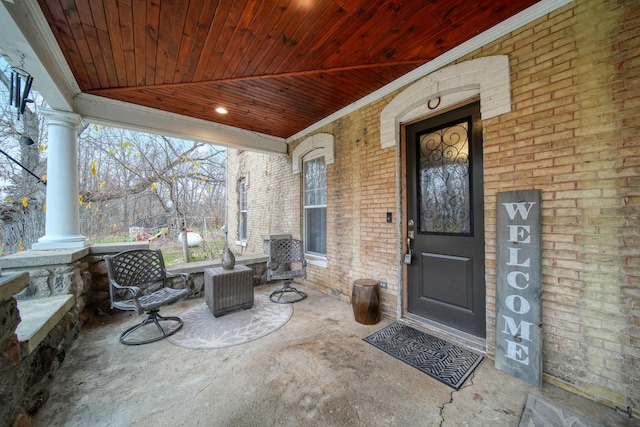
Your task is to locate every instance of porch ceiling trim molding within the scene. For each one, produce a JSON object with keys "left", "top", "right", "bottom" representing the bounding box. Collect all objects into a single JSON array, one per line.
[
  {"left": 74, "top": 94, "right": 288, "bottom": 155},
  {"left": 291, "top": 133, "right": 335, "bottom": 174},
  {"left": 380, "top": 55, "right": 512, "bottom": 149}
]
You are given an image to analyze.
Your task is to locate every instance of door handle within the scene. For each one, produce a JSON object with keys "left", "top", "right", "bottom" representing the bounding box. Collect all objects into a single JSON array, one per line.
[
  {"left": 404, "top": 237, "right": 413, "bottom": 264},
  {"left": 405, "top": 219, "right": 415, "bottom": 264}
]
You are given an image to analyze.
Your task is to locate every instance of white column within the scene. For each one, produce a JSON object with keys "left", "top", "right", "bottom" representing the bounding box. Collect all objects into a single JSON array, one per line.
[{"left": 32, "top": 109, "right": 88, "bottom": 250}]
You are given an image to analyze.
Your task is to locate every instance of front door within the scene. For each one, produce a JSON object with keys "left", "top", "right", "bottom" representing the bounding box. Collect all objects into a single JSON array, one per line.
[{"left": 406, "top": 101, "right": 485, "bottom": 338}]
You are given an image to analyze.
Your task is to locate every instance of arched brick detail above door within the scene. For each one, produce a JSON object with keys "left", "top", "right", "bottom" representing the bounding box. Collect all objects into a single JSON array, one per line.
[{"left": 380, "top": 56, "right": 511, "bottom": 149}]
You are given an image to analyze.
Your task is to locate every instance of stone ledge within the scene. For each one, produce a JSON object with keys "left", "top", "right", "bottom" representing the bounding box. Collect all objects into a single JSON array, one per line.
[
  {"left": 89, "top": 241, "right": 149, "bottom": 255},
  {"left": 0, "top": 271, "right": 29, "bottom": 302},
  {"left": 0, "top": 248, "right": 89, "bottom": 269},
  {"left": 167, "top": 255, "right": 269, "bottom": 274},
  {"left": 16, "top": 294, "right": 75, "bottom": 353},
  {"left": 0, "top": 242, "right": 151, "bottom": 270}
]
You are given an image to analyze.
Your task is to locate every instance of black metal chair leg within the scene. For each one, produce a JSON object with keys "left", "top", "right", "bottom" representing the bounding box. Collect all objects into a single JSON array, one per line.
[
  {"left": 269, "top": 281, "right": 307, "bottom": 304},
  {"left": 120, "top": 309, "right": 184, "bottom": 345}
]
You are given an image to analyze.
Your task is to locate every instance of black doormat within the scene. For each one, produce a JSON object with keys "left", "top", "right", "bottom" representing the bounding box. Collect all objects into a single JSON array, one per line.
[{"left": 363, "top": 322, "right": 483, "bottom": 390}]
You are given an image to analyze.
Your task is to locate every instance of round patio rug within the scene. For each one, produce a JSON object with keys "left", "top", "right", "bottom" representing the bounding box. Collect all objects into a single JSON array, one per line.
[{"left": 166, "top": 294, "right": 293, "bottom": 350}]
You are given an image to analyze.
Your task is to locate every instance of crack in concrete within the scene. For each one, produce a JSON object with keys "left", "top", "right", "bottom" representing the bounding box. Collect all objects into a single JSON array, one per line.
[
  {"left": 438, "top": 389, "right": 455, "bottom": 427},
  {"left": 462, "top": 371, "right": 475, "bottom": 389},
  {"left": 438, "top": 371, "right": 476, "bottom": 426},
  {"left": 195, "top": 382, "right": 212, "bottom": 396}
]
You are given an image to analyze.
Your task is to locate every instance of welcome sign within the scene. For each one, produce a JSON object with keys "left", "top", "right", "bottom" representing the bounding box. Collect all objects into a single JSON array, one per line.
[{"left": 495, "top": 190, "right": 542, "bottom": 387}]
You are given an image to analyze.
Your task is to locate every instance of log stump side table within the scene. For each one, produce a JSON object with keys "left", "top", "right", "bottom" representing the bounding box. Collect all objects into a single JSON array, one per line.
[
  {"left": 204, "top": 265, "right": 254, "bottom": 317},
  {"left": 351, "top": 279, "right": 381, "bottom": 325}
]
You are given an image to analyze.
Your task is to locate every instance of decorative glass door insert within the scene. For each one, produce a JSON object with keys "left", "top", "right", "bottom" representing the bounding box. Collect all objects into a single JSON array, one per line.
[{"left": 419, "top": 120, "right": 471, "bottom": 235}]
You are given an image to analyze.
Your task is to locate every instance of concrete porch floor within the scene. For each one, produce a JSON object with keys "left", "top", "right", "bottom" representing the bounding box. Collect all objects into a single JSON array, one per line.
[{"left": 33, "top": 284, "right": 635, "bottom": 427}]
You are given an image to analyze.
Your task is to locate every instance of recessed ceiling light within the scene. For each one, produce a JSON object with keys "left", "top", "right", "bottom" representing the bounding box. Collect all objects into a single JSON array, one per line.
[{"left": 215, "top": 107, "right": 228, "bottom": 114}]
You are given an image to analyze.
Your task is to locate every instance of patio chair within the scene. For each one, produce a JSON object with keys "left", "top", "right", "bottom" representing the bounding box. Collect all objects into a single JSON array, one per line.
[
  {"left": 105, "top": 249, "right": 190, "bottom": 345},
  {"left": 267, "top": 238, "right": 307, "bottom": 303}
]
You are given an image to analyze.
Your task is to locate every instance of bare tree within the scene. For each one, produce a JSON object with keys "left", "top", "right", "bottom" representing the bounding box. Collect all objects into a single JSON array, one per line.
[{"left": 77, "top": 126, "right": 226, "bottom": 241}]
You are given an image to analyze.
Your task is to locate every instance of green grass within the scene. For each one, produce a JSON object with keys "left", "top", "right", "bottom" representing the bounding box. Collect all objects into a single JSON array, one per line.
[
  {"left": 85, "top": 231, "right": 228, "bottom": 265},
  {"left": 163, "top": 251, "right": 185, "bottom": 265},
  {"left": 89, "top": 235, "right": 131, "bottom": 244}
]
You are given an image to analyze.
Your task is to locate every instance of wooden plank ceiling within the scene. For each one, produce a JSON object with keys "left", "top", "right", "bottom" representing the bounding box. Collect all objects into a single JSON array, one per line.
[{"left": 38, "top": 0, "right": 538, "bottom": 139}]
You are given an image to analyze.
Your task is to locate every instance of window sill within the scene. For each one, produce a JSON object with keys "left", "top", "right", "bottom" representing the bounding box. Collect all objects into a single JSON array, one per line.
[{"left": 305, "top": 256, "right": 328, "bottom": 268}]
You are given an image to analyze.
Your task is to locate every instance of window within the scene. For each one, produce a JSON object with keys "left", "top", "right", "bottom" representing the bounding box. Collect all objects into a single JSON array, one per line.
[
  {"left": 303, "top": 156, "right": 327, "bottom": 256},
  {"left": 238, "top": 178, "right": 247, "bottom": 241}
]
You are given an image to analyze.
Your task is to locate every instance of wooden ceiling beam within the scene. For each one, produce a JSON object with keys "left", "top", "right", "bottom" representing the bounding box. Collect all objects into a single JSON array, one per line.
[{"left": 86, "top": 59, "right": 427, "bottom": 95}]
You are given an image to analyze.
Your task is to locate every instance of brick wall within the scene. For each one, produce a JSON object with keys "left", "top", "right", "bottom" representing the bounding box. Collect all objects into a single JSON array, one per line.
[
  {"left": 227, "top": 111, "right": 400, "bottom": 311},
  {"left": 227, "top": 0, "right": 639, "bottom": 415},
  {"left": 474, "top": 0, "right": 639, "bottom": 412},
  {"left": 307, "top": 109, "right": 399, "bottom": 306},
  {"left": 226, "top": 150, "right": 299, "bottom": 256}
]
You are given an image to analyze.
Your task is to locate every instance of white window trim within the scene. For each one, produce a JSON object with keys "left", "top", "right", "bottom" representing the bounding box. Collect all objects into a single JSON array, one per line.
[
  {"left": 306, "top": 256, "right": 328, "bottom": 268},
  {"left": 293, "top": 134, "right": 334, "bottom": 267},
  {"left": 302, "top": 153, "right": 328, "bottom": 262},
  {"left": 238, "top": 176, "right": 248, "bottom": 242}
]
